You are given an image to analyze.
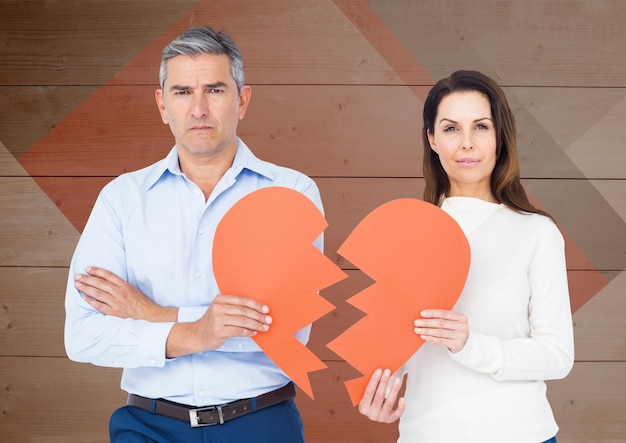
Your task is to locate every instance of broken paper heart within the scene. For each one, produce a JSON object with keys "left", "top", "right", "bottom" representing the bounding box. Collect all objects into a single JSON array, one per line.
[
  {"left": 326, "top": 198, "right": 470, "bottom": 405},
  {"left": 212, "top": 186, "right": 347, "bottom": 399},
  {"left": 213, "top": 189, "right": 470, "bottom": 403}
]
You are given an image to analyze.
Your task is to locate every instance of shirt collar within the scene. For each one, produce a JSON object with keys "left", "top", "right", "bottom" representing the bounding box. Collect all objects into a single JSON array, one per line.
[{"left": 143, "top": 138, "right": 275, "bottom": 191}]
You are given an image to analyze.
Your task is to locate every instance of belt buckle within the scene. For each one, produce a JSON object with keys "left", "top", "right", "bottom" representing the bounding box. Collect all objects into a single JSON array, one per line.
[{"left": 189, "top": 405, "right": 223, "bottom": 427}]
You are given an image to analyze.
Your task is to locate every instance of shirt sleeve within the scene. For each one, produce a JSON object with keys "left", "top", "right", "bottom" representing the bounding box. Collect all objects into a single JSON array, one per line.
[
  {"left": 450, "top": 221, "right": 575, "bottom": 381},
  {"left": 64, "top": 186, "right": 174, "bottom": 368}
]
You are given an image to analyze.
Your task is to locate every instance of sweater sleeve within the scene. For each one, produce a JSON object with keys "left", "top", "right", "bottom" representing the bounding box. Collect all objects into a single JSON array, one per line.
[{"left": 450, "top": 220, "right": 575, "bottom": 381}]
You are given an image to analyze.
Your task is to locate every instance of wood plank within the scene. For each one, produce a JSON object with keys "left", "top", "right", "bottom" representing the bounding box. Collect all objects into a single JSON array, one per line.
[
  {"left": 0, "top": 141, "right": 28, "bottom": 176},
  {"left": 0, "top": 356, "right": 125, "bottom": 442},
  {"left": 547, "top": 362, "right": 626, "bottom": 442},
  {"left": 318, "top": 177, "right": 623, "bottom": 273},
  {"left": 2, "top": 176, "right": 619, "bottom": 271},
  {"left": 2, "top": 357, "right": 624, "bottom": 442},
  {"left": 10, "top": 84, "right": 423, "bottom": 177},
  {"left": 366, "top": 0, "right": 626, "bottom": 87},
  {"left": 6, "top": 85, "right": 626, "bottom": 179},
  {"left": 0, "top": 85, "right": 101, "bottom": 161},
  {"left": 298, "top": 360, "right": 400, "bottom": 442},
  {"left": 4, "top": 0, "right": 625, "bottom": 87},
  {"left": 512, "top": 88, "right": 626, "bottom": 156},
  {"left": 572, "top": 271, "right": 626, "bottom": 361},
  {"left": 0, "top": 0, "right": 405, "bottom": 87},
  {"left": 0, "top": 0, "right": 198, "bottom": 85},
  {"left": 0, "top": 356, "right": 397, "bottom": 443},
  {"left": 524, "top": 179, "right": 626, "bottom": 272},
  {"left": 591, "top": 180, "right": 626, "bottom": 222},
  {"left": 3, "top": 267, "right": 623, "bottom": 361},
  {"left": 0, "top": 268, "right": 68, "bottom": 357},
  {"left": 0, "top": 177, "right": 79, "bottom": 267}
]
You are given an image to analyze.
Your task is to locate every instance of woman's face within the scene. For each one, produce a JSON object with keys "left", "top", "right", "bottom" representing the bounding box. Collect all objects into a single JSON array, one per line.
[{"left": 428, "top": 90, "right": 497, "bottom": 202}]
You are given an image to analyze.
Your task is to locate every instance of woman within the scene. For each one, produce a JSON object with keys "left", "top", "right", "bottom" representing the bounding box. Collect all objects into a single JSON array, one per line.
[{"left": 358, "top": 70, "right": 574, "bottom": 443}]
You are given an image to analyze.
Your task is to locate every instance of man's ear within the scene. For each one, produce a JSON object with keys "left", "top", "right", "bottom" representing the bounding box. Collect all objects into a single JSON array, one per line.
[
  {"left": 238, "top": 85, "right": 252, "bottom": 120},
  {"left": 155, "top": 89, "right": 168, "bottom": 124}
]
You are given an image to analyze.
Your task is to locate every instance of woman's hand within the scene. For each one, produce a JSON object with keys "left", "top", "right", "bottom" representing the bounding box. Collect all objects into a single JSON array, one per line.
[
  {"left": 413, "top": 309, "right": 469, "bottom": 353},
  {"left": 358, "top": 368, "right": 405, "bottom": 423}
]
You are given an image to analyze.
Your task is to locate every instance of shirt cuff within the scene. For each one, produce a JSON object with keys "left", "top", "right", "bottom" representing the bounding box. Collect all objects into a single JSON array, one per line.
[{"left": 138, "top": 321, "right": 175, "bottom": 366}]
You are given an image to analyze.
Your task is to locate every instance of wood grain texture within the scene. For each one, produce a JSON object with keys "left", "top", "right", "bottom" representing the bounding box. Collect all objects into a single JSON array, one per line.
[
  {"left": 4, "top": 85, "right": 625, "bottom": 178},
  {"left": 0, "top": 175, "right": 618, "bottom": 275},
  {"left": 365, "top": 0, "right": 626, "bottom": 87},
  {"left": 2, "top": 356, "right": 623, "bottom": 443},
  {"left": 0, "top": 0, "right": 199, "bottom": 85},
  {"left": 547, "top": 361, "right": 626, "bottom": 442},
  {"left": 1, "top": 0, "right": 625, "bottom": 440},
  {"left": 0, "top": 177, "right": 79, "bottom": 267},
  {"left": 571, "top": 271, "right": 626, "bottom": 361},
  {"left": 0, "top": 357, "right": 125, "bottom": 442},
  {"left": 3, "top": 267, "right": 623, "bottom": 362}
]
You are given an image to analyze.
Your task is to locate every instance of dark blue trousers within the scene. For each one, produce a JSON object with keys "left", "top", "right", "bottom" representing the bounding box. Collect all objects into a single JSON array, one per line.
[{"left": 109, "top": 398, "right": 304, "bottom": 443}]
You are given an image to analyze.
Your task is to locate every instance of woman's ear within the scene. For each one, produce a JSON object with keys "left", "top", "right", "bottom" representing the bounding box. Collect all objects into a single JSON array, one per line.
[{"left": 427, "top": 131, "right": 437, "bottom": 153}]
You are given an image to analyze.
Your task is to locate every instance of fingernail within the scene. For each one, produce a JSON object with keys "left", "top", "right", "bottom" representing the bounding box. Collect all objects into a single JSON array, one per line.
[
  {"left": 262, "top": 305, "right": 269, "bottom": 314},
  {"left": 75, "top": 281, "right": 82, "bottom": 288},
  {"left": 383, "top": 369, "right": 391, "bottom": 377},
  {"left": 265, "top": 315, "right": 272, "bottom": 324}
]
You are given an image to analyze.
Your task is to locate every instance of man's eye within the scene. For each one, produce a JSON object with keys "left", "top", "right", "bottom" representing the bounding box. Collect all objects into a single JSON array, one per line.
[
  {"left": 174, "top": 90, "right": 190, "bottom": 95},
  {"left": 209, "top": 88, "right": 224, "bottom": 93}
]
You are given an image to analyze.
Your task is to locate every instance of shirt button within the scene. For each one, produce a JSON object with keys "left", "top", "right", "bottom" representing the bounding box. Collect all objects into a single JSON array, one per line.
[
  {"left": 195, "top": 272, "right": 201, "bottom": 278},
  {"left": 199, "top": 390, "right": 205, "bottom": 396},
  {"left": 237, "top": 343, "right": 244, "bottom": 349},
  {"left": 198, "top": 228, "right": 204, "bottom": 235},
  {"left": 150, "top": 359, "right": 156, "bottom": 365}
]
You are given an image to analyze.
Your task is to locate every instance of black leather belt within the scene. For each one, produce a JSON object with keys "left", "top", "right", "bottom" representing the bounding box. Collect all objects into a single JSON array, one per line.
[{"left": 127, "top": 382, "right": 295, "bottom": 427}]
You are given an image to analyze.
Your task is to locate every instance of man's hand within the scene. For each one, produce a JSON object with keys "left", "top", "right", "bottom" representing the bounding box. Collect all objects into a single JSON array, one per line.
[
  {"left": 75, "top": 266, "right": 176, "bottom": 322},
  {"left": 166, "top": 294, "right": 272, "bottom": 358},
  {"left": 358, "top": 368, "right": 405, "bottom": 423},
  {"left": 413, "top": 309, "right": 469, "bottom": 354},
  {"left": 75, "top": 266, "right": 273, "bottom": 358}
]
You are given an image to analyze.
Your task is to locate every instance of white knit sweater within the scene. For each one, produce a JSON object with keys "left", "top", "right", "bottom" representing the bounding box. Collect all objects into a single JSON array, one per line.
[{"left": 397, "top": 197, "right": 574, "bottom": 443}]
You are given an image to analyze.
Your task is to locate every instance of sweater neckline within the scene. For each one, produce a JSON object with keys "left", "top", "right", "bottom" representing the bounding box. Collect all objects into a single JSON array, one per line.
[{"left": 442, "top": 197, "right": 504, "bottom": 236}]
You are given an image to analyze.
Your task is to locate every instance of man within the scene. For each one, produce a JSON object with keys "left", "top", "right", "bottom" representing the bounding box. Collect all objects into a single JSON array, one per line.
[{"left": 64, "top": 26, "right": 321, "bottom": 442}]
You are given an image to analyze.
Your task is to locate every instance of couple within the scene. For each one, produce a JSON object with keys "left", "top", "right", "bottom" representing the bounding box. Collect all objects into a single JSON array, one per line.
[{"left": 64, "top": 26, "right": 574, "bottom": 443}]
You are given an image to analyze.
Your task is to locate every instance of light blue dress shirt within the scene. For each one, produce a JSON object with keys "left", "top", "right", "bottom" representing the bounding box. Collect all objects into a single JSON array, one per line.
[{"left": 64, "top": 138, "right": 324, "bottom": 406}]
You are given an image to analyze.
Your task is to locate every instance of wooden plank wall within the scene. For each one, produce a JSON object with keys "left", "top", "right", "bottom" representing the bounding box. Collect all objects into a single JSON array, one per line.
[{"left": 1, "top": 0, "right": 625, "bottom": 441}]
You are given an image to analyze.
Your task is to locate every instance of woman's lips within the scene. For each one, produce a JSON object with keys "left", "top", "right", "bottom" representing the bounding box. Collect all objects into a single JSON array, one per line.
[{"left": 456, "top": 158, "right": 479, "bottom": 167}]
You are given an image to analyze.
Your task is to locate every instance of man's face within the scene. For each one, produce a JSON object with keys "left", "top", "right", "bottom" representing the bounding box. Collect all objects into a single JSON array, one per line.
[{"left": 155, "top": 53, "right": 251, "bottom": 159}]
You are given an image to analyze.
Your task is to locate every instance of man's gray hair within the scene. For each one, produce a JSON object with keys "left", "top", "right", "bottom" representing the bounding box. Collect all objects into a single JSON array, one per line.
[{"left": 159, "top": 26, "right": 245, "bottom": 92}]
